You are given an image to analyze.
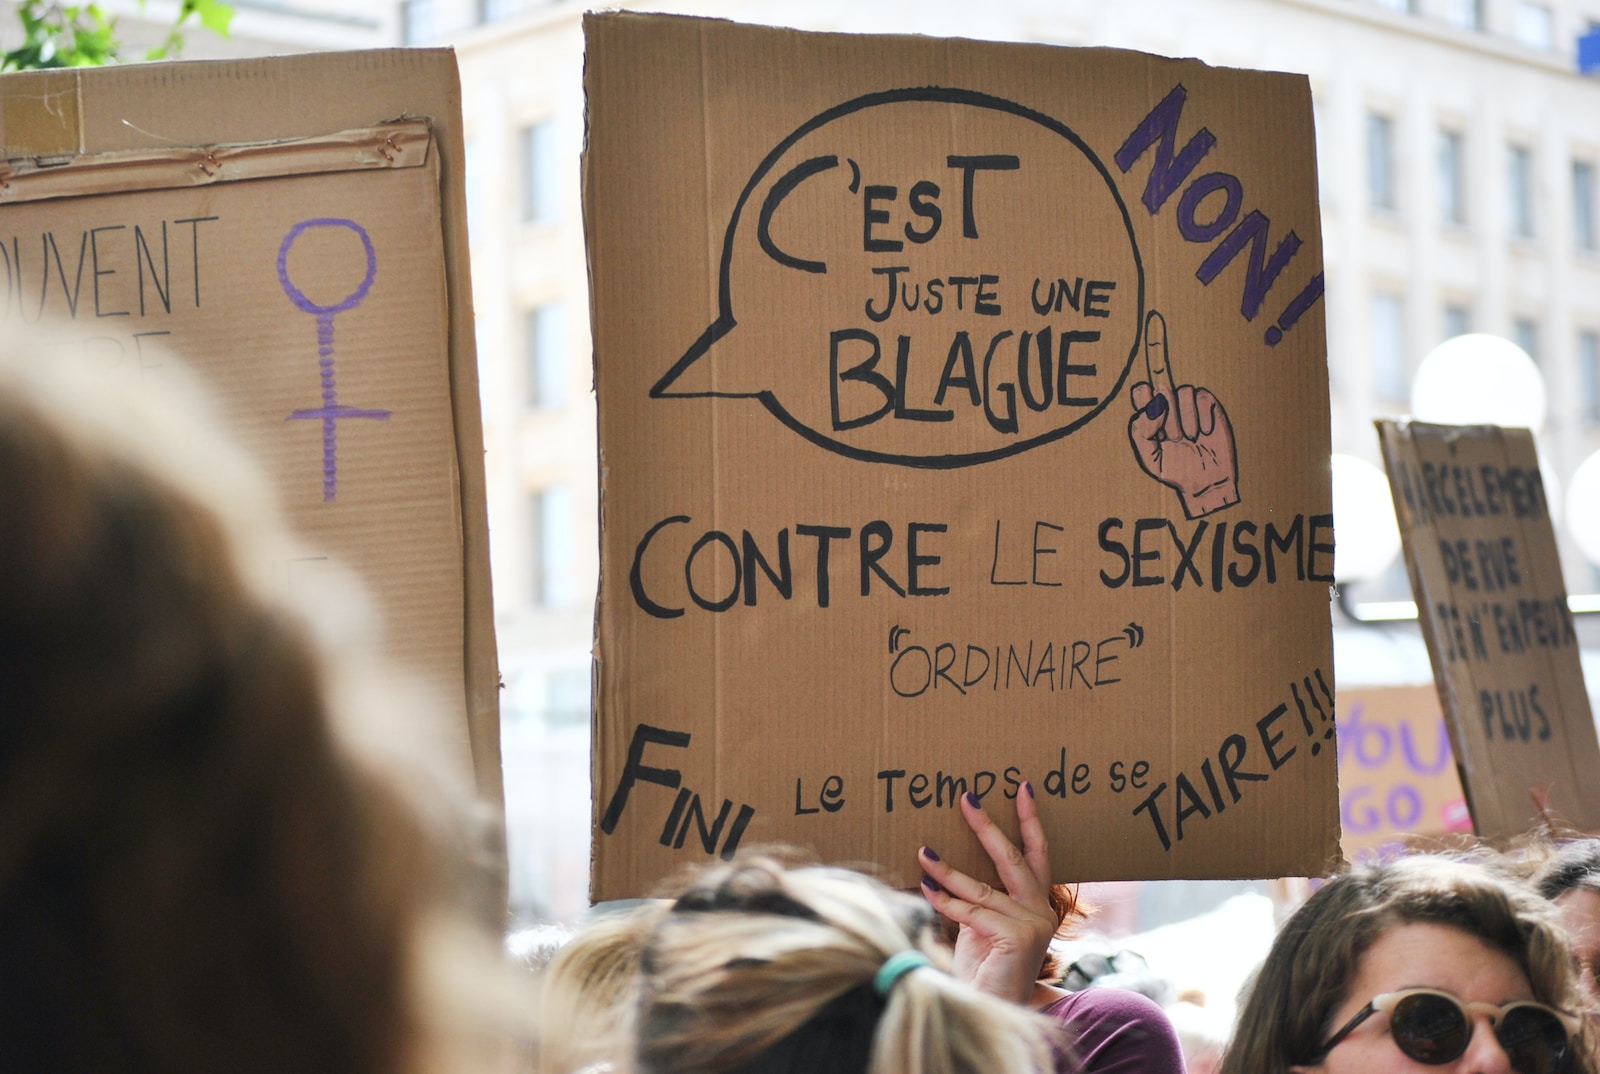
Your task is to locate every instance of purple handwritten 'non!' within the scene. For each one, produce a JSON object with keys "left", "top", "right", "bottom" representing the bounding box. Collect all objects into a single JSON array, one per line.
[{"left": 278, "top": 218, "right": 389, "bottom": 502}]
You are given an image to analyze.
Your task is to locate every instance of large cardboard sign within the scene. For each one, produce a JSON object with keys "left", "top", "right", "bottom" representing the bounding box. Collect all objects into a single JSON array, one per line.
[
  {"left": 586, "top": 13, "right": 1338, "bottom": 899},
  {"left": 0, "top": 53, "right": 499, "bottom": 803},
  {"left": 1378, "top": 421, "right": 1600, "bottom": 839},
  {"left": 1337, "top": 685, "right": 1469, "bottom": 863}
]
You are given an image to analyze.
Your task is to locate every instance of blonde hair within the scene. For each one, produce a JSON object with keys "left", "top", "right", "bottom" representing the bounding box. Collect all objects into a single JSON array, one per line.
[
  {"left": 538, "top": 903, "right": 668, "bottom": 1073},
  {"left": 627, "top": 857, "right": 1057, "bottom": 1074},
  {"left": 0, "top": 329, "right": 525, "bottom": 1072}
]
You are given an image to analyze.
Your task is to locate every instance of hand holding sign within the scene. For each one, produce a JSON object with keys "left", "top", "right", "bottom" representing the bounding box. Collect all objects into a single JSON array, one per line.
[
  {"left": 1127, "top": 310, "right": 1239, "bottom": 519},
  {"left": 918, "top": 785, "right": 1056, "bottom": 1005}
]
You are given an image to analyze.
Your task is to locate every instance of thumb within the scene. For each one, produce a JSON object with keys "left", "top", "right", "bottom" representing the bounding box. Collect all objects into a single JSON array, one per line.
[{"left": 1128, "top": 388, "right": 1170, "bottom": 443}]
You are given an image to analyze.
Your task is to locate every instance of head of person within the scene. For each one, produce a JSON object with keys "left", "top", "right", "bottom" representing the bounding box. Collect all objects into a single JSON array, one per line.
[
  {"left": 0, "top": 334, "right": 517, "bottom": 1072},
  {"left": 624, "top": 856, "right": 1057, "bottom": 1074},
  {"left": 536, "top": 901, "right": 668, "bottom": 1073},
  {"left": 1536, "top": 840, "right": 1600, "bottom": 1013},
  {"left": 1221, "top": 855, "right": 1589, "bottom": 1074}
]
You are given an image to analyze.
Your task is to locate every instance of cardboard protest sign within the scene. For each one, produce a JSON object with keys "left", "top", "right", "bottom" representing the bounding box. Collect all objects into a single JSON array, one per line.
[
  {"left": 0, "top": 53, "right": 500, "bottom": 803},
  {"left": 586, "top": 13, "right": 1339, "bottom": 899},
  {"left": 1378, "top": 422, "right": 1600, "bottom": 839},
  {"left": 1337, "top": 685, "right": 1469, "bottom": 863}
]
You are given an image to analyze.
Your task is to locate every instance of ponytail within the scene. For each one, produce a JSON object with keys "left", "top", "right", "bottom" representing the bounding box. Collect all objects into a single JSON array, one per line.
[{"left": 632, "top": 859, "right": 1055, "bottom": 1074}]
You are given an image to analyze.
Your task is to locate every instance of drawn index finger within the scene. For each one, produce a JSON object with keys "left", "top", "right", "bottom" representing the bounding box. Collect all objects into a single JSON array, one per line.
[{"left": 1144, "top": 308, "right": 1177, "bottom": 397}]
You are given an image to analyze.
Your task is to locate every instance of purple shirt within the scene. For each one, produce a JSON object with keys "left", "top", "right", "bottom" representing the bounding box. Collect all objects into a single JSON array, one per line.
[{"left": 1042, "top": 987, "right": 1187, "bottom": 1074}]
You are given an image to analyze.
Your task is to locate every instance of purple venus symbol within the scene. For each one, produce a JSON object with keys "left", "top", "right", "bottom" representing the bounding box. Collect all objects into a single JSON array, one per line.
[{"left": 278, "top": 218, "right": 389, "bottom": 502}]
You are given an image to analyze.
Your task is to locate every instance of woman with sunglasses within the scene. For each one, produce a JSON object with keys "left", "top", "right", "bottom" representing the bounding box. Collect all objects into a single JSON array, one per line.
[{"left": 1219, "top": 855, "right": 1590, "bottom": 1074}]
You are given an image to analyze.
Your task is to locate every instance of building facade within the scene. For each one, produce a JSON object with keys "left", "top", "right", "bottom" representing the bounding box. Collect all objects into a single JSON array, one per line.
[{"left": 426, "top": 0, "right": 1600, "bottom": 924}]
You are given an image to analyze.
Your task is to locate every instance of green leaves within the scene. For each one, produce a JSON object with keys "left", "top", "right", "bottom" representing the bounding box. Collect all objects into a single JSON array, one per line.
[
  {"left": 193, "top": 0, "right": 232, "bottom": 36},
  {"left": 144, "top": 0, "right": 235, "bottom": 61},
  {"left": 3, "top": 1, "right": 119, "bottom": 70},
  {"left": 2, "top": 0, "right": 235, "bottom": 72}
]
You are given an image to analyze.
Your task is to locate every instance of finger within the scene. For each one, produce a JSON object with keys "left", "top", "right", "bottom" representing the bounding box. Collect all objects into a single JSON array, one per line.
[
  {"left": 1197, "top": 388, "right": 1232, "bottom": 438},
  {"left": 1130, "top": 380, "right": 1153, "bottom": 413},
  {"left": 960, "top": 793, "right": 1047, "bottom": 906},
  {"left": 1176, "top": 384, "right": 1200, "bottom": 442},
  {"left": 1196, "top": 387, "right": 1218, "bottom": 437},
  {"left": 1015, "top": 781, "right": 1051, "bottom": 892},
  {"left": 1127, "top": 385, "right": 1171, "bottom": 444},
  {"left": 1143, "top": 309, "right": 1178, "bottom": 399},
  {"left": 920, "top": 847, "right": 1023, "bottom": 921},
  {"left": 919, "top": 862, "right": 1047, "bottom": 947},
  {"left": 921, "top": 877, "right": 1021, "bottom": 935}
]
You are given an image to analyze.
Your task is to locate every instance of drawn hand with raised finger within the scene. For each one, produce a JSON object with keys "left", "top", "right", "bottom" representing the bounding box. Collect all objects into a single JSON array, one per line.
[
  {"left": 918, "top": 784, "right": 1059, "bottom": 1006},
  {"left": 1128, "top": 309, "right": 1240, "bottom": 519}
]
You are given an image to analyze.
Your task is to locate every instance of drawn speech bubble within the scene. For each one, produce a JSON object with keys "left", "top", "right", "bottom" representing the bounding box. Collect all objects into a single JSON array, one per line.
[{"left": 654, "top": 88, "right": 1144, "bottom": 468}]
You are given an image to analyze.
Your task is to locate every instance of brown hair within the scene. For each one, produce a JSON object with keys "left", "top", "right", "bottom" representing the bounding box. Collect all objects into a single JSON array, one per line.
[
  {"left": 0, "top": 336, "right": 516, "bottom": 1072},
  {"left": 1219, "top": 854, "right": 1591, "bottom": 1074},
  {"left": 1039, "top": 883, "right": 1087, "bottom": 981},
  {"left": 1535, "top": 838, "right": 1600, "bottom": 903}
]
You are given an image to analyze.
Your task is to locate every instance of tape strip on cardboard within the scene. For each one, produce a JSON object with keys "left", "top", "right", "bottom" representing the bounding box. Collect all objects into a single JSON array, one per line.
[
  {"left": 3, "top": 71, "right": 82, "bottom": 159},
  {"left": 0, "top": 119, "right": 431, "bottom": 203}
]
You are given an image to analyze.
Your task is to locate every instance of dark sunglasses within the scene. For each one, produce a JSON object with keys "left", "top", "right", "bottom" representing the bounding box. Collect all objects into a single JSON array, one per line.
[{"left": 1312, "top": 988, "right": 1578, "bottom": 1074}]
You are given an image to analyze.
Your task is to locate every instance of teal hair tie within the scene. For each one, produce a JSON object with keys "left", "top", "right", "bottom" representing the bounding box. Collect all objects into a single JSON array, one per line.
[{"left": 873, "top": 950, "right": 932, "bottom": 996}]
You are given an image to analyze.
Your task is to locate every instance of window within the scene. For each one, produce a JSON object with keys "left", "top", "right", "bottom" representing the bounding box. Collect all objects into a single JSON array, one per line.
[
  {"left": 526, "top": 303, "right": 568, "bottom": 408},
  {"left": 1439, "top": 129, "right": 1466, "bottom": 226},
  {"left": 1447, "top": 0, "right": 1484, "bottom": 30},
  {"left": 1583, "top": 22, "right": 1600, "bottom": 74},
  {"left": 1443, "top": 304, "right": 1471, "bottom": 340},
  {"left": 520, "top": 121, "right": 560, "bottom": 225},
  {"left": 1580, "top": 330, "right": 1600, "bottom": 425},
  {"left": 530, "top": 485, "right": 576, "bottom": 606},
  {"left": 1372, "top": 292, "right": 1408, "bottom": 400},
  {"left": 1576, "top": 161, "right": 1597, "bottom": 251},
  {"left": 478, "top": 0, "right": 515, "bottom": 24},
  {"left": 1509, "top": 145, "right": 1535, "bottom": 239},
  {"left": 1514, "top": 1, "right": 1554, "bottom": 49},
  {"left": 1375, "top": 0, "right": 1416, "bottom": 11},
  {"left": 463, "top": 138, "right": 485, "bottom": 231},
  {"left": 545, "top": 667, "right": 591, "bottom": 724},
  {"left": 1368, "top": 113, "right": 1397, "bottom": 212},
  {"left": 1513, "top": 317, "right": 1540, "bottom": 362},
  {"left": 1313, "top": 100, "right": 1336, "bottom": 207},
  {"left": 401, "top": 0, "right": 436, "bottom": 44}
]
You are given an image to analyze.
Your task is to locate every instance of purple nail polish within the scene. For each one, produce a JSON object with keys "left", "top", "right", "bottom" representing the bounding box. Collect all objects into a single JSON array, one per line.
[
  {"left": 1145, "top": 394, "right": 1168, "bottom": 419},
  {"left": 922, "top": 846, "right": 941, "bottom": 862},
  {"left": 965, "top": 791, "right": 981, "bottom": 810},
  {"left": 1023, "top": 780, "right": 1034, "bottom": 799},
  {"left": 922, "top": 875, "right": 942, "bottom": 894}
]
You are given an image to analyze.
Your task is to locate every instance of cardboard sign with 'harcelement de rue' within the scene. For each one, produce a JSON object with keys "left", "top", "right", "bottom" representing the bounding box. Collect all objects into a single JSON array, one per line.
[
  {"left": 1379, "top": 421, "right": 1600, "bottom": 839},
  {"left": 586, "top": 13, "right": 1339, "bottom": 899}
]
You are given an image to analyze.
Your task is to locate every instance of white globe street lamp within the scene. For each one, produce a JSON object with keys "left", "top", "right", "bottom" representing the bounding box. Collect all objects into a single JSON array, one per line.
[
  {"left": 1331, "top": 453, "right": 1402, "bottom": 583},
  {"left": 1410, "top": 333, "right": 1547, "bottom": 431},
  {"left": 1568, "top": 450, "right": 1600, "bottom": 568}
]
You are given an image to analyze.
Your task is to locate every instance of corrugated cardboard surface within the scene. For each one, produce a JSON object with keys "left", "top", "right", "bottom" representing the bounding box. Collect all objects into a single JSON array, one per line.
[
  {"left": 0, "top": 52, "right": 500, "bottom": 810},
  {"left": 587, "top": 13, "right": 1337, "bottom": 899},
  {"left": 1336, "top": 685, "right": 1468, "bottom": 862},
  {"left": 1379, "top": 421, "right": 1600, "bottom": 839}
]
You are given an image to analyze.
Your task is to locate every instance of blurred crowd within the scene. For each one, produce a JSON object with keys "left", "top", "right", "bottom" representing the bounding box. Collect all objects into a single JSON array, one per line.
[{"left": 4, "top": 327, "right": 1599, "bottom": 1074}]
